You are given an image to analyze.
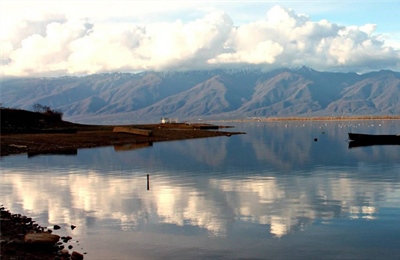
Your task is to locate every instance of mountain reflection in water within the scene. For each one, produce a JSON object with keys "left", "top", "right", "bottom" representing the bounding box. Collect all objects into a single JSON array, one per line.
[{"left": 1, "top": 121, "right": 400, "bottom": 259}]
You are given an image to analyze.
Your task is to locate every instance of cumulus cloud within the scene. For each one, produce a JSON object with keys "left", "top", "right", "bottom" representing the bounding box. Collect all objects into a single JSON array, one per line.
[{"left": 1, "top": 4, "right": 399, "bottom": 76}]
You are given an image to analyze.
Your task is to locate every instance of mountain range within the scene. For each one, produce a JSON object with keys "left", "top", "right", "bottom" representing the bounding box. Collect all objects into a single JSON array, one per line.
[{"left": 1, "top": 67, "right": 399, "bottom": 124}]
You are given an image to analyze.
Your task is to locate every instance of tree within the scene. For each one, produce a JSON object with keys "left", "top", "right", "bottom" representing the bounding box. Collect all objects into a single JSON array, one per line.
[{"left": 32, "top": 103, "right": 63, "bottom": 120}]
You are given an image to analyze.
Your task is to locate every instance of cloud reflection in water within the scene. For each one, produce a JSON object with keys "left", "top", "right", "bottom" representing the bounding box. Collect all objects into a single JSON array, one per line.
[{"left": 1, "top": 121, "right": 399, "bottom": 259}]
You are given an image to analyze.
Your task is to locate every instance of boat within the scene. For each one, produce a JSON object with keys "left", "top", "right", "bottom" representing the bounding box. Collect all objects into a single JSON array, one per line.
[
  {"left": 348, "top": 133, "right": 400, "bottom": 142},
  {"left": 348, "top": 133, "right": 400, "bottom": 148}
]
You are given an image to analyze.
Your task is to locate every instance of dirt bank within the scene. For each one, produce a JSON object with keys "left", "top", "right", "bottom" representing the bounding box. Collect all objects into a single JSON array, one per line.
[{"left": 1, "top": 123, "right": 244, "bottom": 157}]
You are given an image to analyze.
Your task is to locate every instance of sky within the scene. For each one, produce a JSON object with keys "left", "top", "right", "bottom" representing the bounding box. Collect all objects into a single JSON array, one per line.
[{"left": 1, "top": 0, "right": 400, "bottom": 77}]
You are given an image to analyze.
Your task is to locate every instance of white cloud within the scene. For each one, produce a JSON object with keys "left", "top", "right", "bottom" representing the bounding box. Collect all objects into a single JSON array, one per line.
[{"left": 1, "top": 3, "right": 399, "bottom": 76}]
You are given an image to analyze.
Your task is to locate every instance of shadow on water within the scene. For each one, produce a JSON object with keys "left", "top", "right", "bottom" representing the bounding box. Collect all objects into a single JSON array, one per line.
[
  {"left": 28, "top": 149, "right": 78, "bottom": 158},
  {"left": 348, "top": 140, "right": 400, "bottom": 149},
  {"left": 113, "top": 141, "right": 153, "bottom": 152}
]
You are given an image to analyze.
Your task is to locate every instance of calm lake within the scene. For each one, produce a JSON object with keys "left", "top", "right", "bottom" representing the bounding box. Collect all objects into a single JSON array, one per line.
[{"left": 1, "top": 121, "right": 400, "bottom": 259}]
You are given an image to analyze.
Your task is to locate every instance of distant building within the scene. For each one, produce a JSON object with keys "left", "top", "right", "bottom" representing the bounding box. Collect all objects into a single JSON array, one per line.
[{"left": 161, "top": 117, "right": 178, "bottom": 124}]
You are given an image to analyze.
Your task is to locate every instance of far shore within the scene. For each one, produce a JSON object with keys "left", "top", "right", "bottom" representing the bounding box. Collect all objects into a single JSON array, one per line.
[{"left": 212, "top": 115, "right": 400, "bottom": 123}]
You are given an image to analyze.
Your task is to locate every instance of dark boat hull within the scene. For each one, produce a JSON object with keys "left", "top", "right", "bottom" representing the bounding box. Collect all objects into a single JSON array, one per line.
[
  {"left": 348, "top": 133, "right": 400, "bottom": 148},
  {"left": 348, "top": 133, "right": 400, "bottom": 142}
]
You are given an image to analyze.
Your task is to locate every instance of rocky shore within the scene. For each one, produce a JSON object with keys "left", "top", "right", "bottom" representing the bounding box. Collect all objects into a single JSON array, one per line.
[{"left": 0, "top": 206, "right": 85, "bottom": 260}]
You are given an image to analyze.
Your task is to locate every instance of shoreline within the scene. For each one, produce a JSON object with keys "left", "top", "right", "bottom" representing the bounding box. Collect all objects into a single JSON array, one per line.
[
  {"left": 0, "top": 123, "right": 245, "bottom": 157},
  {"left": 212, "top": 115, "right": 400, "bottom": 123},
  {"left": 0, "top": 206, "right": 84, "bottom": 260},
  {"left": 2, "top": 112, "right": 399, "bottom": 157}
]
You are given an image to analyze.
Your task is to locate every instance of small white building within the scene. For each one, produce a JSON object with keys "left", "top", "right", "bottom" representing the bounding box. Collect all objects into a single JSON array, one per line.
[{"left": 161, "top": 117, "right": 178, "bottom": 124}]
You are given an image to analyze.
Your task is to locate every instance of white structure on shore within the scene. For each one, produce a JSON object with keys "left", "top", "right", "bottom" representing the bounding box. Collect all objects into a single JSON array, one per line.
[{"left": 161, "top": 118, "right": 178, "bottom": 124}]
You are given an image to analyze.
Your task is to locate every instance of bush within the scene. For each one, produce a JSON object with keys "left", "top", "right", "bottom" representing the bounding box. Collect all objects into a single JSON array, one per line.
[{"left": 32, "top": 103, "right": 63, "bottom": 121}]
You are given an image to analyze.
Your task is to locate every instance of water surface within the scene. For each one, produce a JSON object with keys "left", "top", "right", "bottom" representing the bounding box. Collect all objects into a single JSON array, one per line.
[{"left": 1, "top": 121, "right": 400, "bottom": 259}]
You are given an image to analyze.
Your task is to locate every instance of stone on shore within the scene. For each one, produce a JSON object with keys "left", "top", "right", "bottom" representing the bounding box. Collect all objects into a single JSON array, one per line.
[
  {"left": 71, "top": 251, "right": 84, "bottom": 260},
  {"left": 54, "top": 224, "right": 61, "bottom": 230},
  {"left": 24, "top": 232, "right": 60, "bottom": 245}
]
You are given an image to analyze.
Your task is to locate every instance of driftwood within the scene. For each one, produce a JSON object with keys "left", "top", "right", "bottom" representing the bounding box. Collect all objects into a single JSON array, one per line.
[{"left": 113, "top": 126, "right": 153, "bottom": 136}]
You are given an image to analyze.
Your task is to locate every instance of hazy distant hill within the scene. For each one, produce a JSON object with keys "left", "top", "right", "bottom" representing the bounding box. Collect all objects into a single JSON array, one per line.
[{"left": 1, "top": 67, "right": 399, "bottom": 124}]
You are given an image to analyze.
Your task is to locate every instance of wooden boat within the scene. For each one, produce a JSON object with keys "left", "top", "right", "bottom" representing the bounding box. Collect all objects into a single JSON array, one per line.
[
  {"left": 113, "top": 126, "right": 152, "bottom": 136},
  {"left": 348, "top": 133, "right": 400, "bottom": 148},
  {"left": 348, "top": 133, "right": 400, "bottom": 142}
]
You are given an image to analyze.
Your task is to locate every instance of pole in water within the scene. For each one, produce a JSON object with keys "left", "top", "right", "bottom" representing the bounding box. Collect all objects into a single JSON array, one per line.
[{"left": 147, "top": 174, "right": 150, "bottom": 190}]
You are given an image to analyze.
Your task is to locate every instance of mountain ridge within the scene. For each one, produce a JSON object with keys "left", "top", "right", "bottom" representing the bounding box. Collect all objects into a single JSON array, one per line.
[{"left": 1, "top": 67, "right": 399, "bottom": 124}]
